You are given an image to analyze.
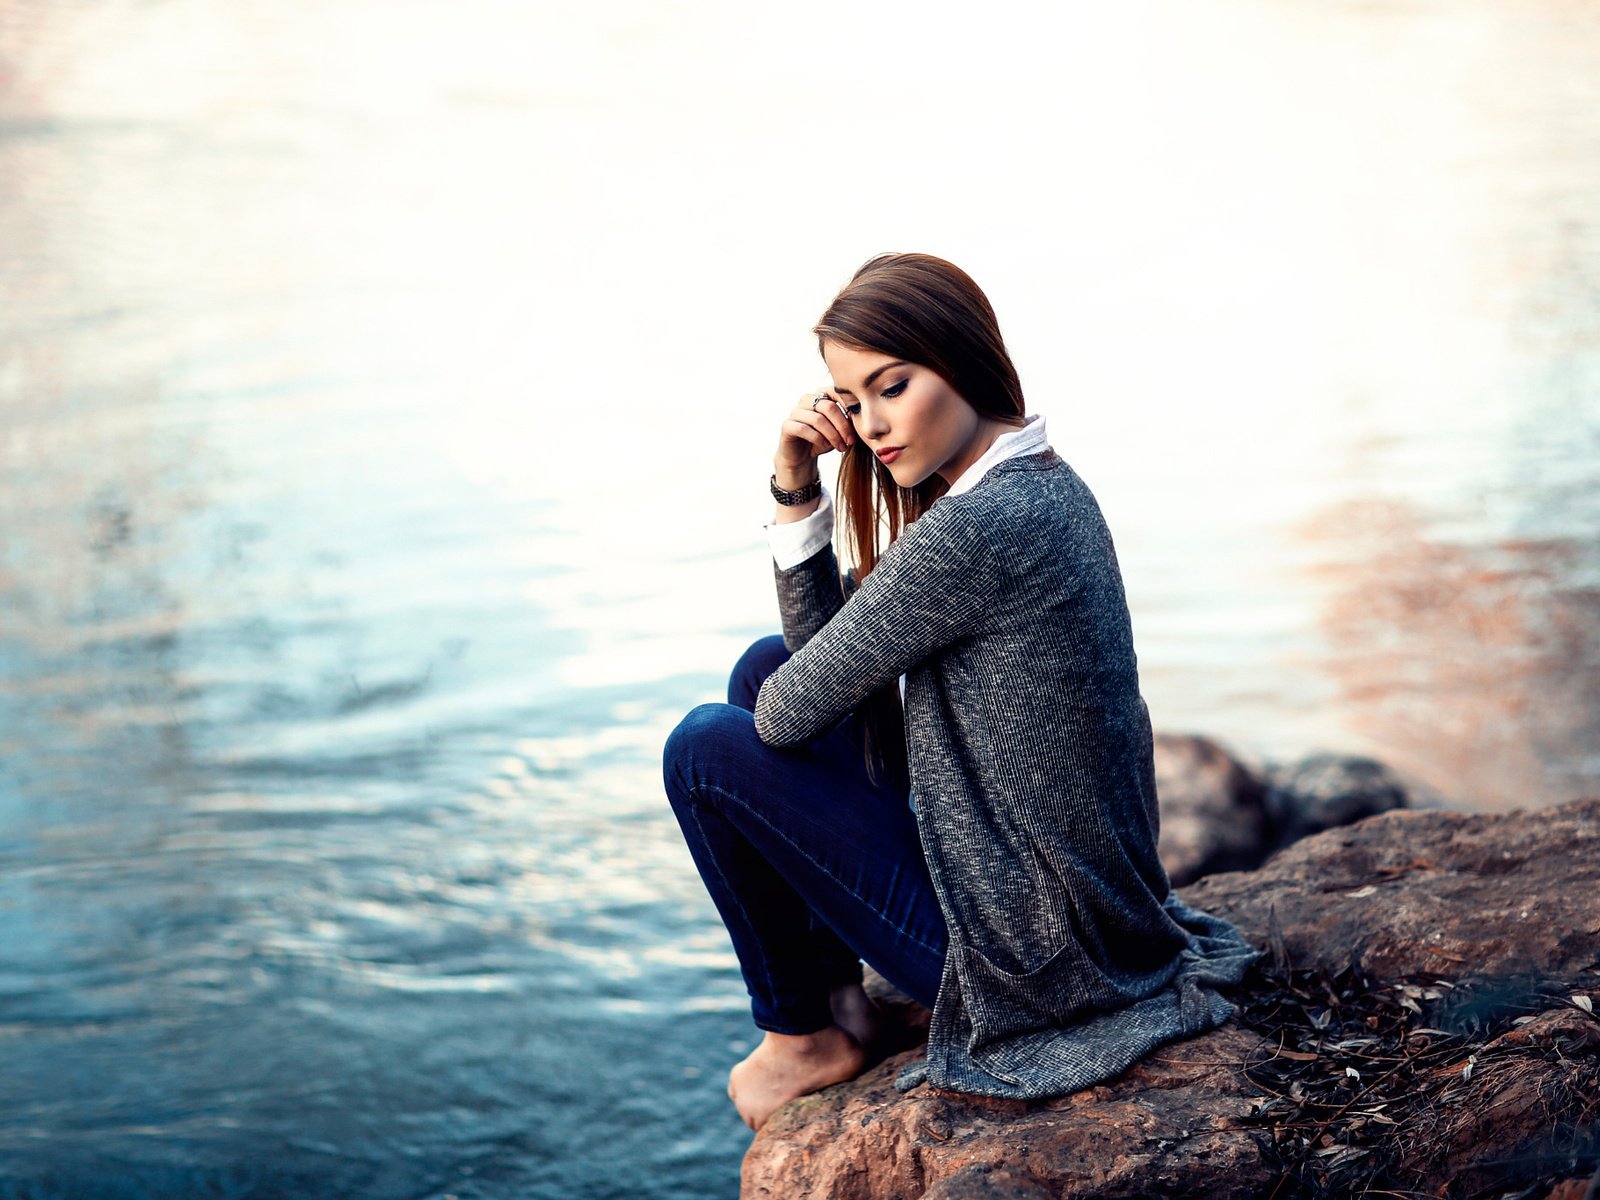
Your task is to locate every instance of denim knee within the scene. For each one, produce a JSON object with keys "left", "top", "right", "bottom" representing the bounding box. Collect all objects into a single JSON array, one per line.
[
  {"left": 662, "top": 702, "right": 749, "bottom": 803},
  {"left": 727, "top": 634, "right": 790, "bottom": 709}
]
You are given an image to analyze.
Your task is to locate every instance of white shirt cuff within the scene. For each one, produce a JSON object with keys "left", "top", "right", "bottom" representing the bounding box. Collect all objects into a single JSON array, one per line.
[{"left": 765, "top": 486, "right": 834, "bottom": 570}]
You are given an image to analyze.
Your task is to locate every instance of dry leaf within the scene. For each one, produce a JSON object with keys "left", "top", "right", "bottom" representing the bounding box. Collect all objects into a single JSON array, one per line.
[{"left": 1275, "top": 1048, "right": 1319, "bottom": 1062}]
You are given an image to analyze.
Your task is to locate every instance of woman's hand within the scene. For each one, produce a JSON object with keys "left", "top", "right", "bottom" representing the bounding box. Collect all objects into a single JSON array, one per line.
[{"left": 774, "top": 391, "right": 855, "bottom": 490}]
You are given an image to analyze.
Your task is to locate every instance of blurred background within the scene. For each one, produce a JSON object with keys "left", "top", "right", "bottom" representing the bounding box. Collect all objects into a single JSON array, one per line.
[{"left": 1, "top": 0, "right": 1596, "bottom": 1196}]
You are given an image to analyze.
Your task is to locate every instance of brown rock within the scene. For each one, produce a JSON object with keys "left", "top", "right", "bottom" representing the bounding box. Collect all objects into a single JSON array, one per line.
[
  {"left": 1546, "top": 1174, "right": 1600, "bottom": 1200},
  {"left": 1154, "top": 736, "right": 1416, "bottom": 889},
  {"left": 743, "top": 798, "right": 1600, "bottom": 1199},
  {"left": 1186, "top": 797, "right": 1600, "bottom": 981},
  {"left": 1422, "top": 1007, "right": 1600, "bottom": 1190},
  {"left": 743, "top": 1027, "right": 1276, "bottom": 1200},
  {"left": 918, "top": 1166, "right": 1053, "bottom": 1198},
  {"left": 1154, "top": 733, "right": 1272, "bottom": 886}
]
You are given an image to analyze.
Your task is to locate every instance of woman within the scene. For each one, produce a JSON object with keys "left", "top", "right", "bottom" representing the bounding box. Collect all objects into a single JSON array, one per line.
[{"left": 663, "top": 253, "right": 1256, "bottom": 1132}]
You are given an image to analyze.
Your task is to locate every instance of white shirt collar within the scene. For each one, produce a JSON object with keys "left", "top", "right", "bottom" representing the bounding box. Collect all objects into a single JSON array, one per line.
[{"left": 943, "top": 413, "right": 1051, "bottom": 498}]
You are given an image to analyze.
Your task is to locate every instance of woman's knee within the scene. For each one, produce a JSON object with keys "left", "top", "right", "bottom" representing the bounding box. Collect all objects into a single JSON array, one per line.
[
  {"left": 728, "top": 634, "right": 790, "bottom": 708},
  {"left": 662, "top": 702, "right": 757, "bottom": 802}
]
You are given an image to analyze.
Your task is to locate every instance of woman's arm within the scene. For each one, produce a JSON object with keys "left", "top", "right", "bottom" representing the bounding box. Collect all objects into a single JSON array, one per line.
[
  {"left": 767, "top": 392, "right": 855, "bottom": 649},
  {"left": 772, "top": 534, "right": 845, "bottom": 651},
  {"left": 755, "top": 503, "right": 999, "bottom": 747},
  {"left": 772, "top": 390, "right": 853, "bottom": 523}
]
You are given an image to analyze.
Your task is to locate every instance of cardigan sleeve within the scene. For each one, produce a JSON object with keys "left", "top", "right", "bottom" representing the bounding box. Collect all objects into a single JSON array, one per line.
[
  {"left": 755, "top": 503, "right": 999, "bottom": 747},
  {"left": 773, "top": 541, "right": 848, "bottom": 653}
]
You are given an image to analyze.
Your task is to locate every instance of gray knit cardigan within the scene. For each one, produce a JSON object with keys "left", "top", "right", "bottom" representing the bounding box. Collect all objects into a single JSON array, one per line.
[{"left": 754, "top": 450, "right": 1258, "bottom": 1099}]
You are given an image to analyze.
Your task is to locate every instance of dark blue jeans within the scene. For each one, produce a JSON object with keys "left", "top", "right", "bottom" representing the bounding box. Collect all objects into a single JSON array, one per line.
[{"left": 662, "top": 635, "right": 949, "bottom": 1034}]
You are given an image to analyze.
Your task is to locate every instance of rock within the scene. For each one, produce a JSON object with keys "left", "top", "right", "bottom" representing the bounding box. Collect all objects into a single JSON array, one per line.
[
  {"left": 1546, "top": 1172, "right": 1600, "bottom": 1200},
  {"left": 1185, "top": 797, "right": 1600, "bottom": 981},
  {"left": 1387, "top": 1006, "right": 1600, "bottom": 1194},
  {"left": 920, "top": 1167, "right": 1052, "bottom": 1199},
  {"left": 744, "top": 1026, "right": 1279, "bottom": 1200},
  {"left": 742, "top": 798, "right": 1600, "bottom": 1199},
  {"left": 1152, "top": 735, "right": 1412, "bottom": 887},
  {"left": 1154, "top": 733, "right": 1272, "bottom": 886},
  {"left": 1261, "top": 752, "right": 1410, "bottom": 847}
]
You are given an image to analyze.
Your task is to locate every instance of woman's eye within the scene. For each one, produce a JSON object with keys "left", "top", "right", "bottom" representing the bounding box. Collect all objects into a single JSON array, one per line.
[
  {"left": 844, "top": 402, "right": 861, "bottom": 416},
  {"left": 881, "top": 380, "right": 907, "bottom": 399}
]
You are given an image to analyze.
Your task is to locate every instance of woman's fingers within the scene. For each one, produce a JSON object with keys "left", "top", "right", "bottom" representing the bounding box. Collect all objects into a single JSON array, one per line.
[
  {"left": 807, "top": 391, "right": 856, "bottom": 448},
  {"left": 779, "top": 414, "right": 845, "bottom": 458},
  {"left": 775, "top": 392, "right": 856, "bottom": 472},
  {"left": 786, "top": 393, "right": 855, "bottom": 455}
]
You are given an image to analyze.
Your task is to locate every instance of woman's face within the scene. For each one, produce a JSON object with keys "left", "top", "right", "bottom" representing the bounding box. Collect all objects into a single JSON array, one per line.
[{"left": 821, "top": 341, "right": 992, "bottom": 489}]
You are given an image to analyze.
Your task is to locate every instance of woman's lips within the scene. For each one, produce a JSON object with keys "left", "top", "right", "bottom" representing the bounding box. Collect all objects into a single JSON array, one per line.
[{"left": 876, "top": 446, "right": 904, "bottom": 465}]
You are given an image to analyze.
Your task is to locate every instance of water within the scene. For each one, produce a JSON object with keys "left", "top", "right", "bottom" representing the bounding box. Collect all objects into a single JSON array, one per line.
[{"left": 1, "top": 1, "right": 1597, "bottom": 1196}]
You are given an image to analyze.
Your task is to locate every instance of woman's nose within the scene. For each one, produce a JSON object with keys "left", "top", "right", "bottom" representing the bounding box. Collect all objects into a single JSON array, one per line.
[{"left": 856, "top": 403, "right": 890, "bottom": 440}]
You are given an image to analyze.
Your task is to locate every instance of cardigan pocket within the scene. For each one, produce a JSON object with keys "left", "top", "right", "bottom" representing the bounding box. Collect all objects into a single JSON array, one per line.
[{"left": 953, "top": 935, "right": 1102, "bottom": 1085}]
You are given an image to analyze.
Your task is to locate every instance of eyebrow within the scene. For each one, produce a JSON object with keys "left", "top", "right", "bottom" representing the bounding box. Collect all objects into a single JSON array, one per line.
[{"left": 832, "top": 360, "right": 909, "bottom": 397}]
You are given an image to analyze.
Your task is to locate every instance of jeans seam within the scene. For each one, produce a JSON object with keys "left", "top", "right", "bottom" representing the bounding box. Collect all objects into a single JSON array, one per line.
[
  {"left": 701, "top": 780, "right": 945, "bottom": 959},
  {"left": 685, "top": 800, "right": 789, "bottom": 1024}
]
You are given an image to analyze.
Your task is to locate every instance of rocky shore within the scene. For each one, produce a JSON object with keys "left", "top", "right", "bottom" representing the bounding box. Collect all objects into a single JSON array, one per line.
[{"left": 741, "top": 738, "right": 1600, "bottom": 1199}]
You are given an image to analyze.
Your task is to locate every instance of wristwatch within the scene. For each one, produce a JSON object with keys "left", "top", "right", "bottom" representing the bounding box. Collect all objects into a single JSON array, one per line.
[{"left": 769, "top": 473, "right": 822, "bottom": 506}]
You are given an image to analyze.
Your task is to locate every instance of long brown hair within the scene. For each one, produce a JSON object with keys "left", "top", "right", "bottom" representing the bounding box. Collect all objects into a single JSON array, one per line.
[{"left": 812, "top": 252, "right": 1027, "bottom": 784}]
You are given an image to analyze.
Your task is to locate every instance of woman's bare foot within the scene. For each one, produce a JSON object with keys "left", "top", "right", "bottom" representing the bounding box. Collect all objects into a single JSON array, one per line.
[{"left": 727, "top": 1025, "right": 866, "bottom": 1132}]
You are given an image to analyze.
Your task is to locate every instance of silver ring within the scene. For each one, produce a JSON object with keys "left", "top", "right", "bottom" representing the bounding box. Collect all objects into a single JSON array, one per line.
[{"left": 810, "top": 392, "right": 827, "bottom": 411}]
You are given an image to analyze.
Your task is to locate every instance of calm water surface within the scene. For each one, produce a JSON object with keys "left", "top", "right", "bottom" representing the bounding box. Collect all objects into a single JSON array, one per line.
[{"left": 2, "top": 1, "right": 1597, "bottom": 1196}]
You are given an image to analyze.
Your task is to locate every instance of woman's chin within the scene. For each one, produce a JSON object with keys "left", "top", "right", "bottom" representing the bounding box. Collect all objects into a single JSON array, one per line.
[{"left": 884, "top": 459, "right": 926, "bottom": 489}]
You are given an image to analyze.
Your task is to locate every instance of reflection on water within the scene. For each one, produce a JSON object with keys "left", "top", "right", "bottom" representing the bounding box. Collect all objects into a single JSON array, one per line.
[
  {"left": 1299, "top": 496, "right": 1600, "bottom": 808},
  {"left": 1, "top": 1, "right": 1598, "bottom": 1197}
]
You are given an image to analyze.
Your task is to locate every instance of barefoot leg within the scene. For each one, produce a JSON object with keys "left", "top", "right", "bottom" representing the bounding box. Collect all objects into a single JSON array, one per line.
[{"left": 727, "top": 1025, "right": 867, "bottom": 1132}]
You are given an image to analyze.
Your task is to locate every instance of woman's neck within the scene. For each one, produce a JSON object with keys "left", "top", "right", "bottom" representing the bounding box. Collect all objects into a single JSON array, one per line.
[{"left": 936, "top": 417, "right": 1014, "bottom": 487}]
